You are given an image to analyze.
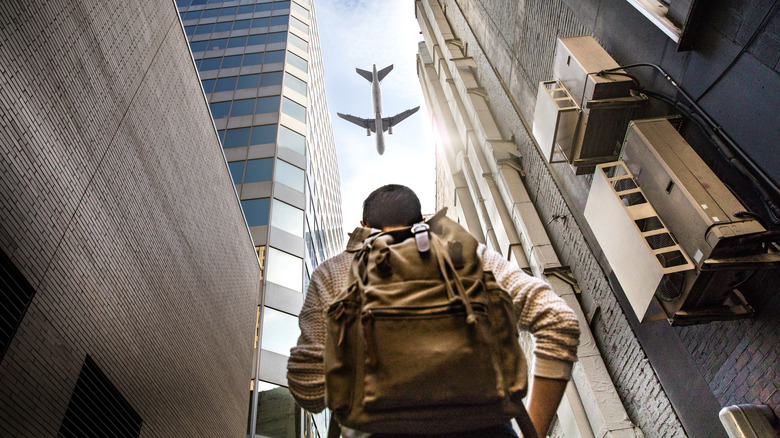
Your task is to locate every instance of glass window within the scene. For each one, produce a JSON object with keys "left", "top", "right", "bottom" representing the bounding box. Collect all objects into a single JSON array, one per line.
[
  {"left": 250, "top": 124, "right": 277, "bottom": 145},
  {"left": 287, "top": 52, "right": 307, "bottom": 72},
  {"left": 214, "top": 21, "right": 233, "bottom": 33},
  {"left": 275, "top": 160, "right": 304, "bottom": 192},
  {"left": 272, "top": 200, "right": 303, "bottom": 237},
  {"left": 241, "top": 198, "right": 270, "bottom": 227},
  {"left": 177, "top": 0, "right": 192, "bottom": 7},
  {"left": 228, "top": 161, "right": 245, "bottom": 184},
  {"left": 289, "top": 33, "right": 307, "bottom": 51},
  {"left": 233, "top": 19, "right": 251, "bottom": 30},
  {"left": 252, "top": 17, "right": 270, "bottom": 28},
  {"left": 227, "top": 36, "right": 247, "bottom": 48},
  {"left": 237, "top": 74, "right": 260, "bottom": 89},
  {"left": 285, "top": 74, "right": 306, "bottom": 96},
  {"left": 230, "top": 98, "right": 256, "bottom": 117},
  {"left": 256, "top": 96, "right": 280, "bottom": 114},
  {"left": 243, "top": 52, "right": 264, "bottom": 66},
  {"left": 273, "top": 2, "right": 291, "bottom": 12},
  {"left": 261, "top": 307, "right": 300, "bottom": 355},
  {"left": 190, "top": 40, "right": 208, "bottom": 52},
  {"left": 237, "top": 5, "right": 254, "bottom": 14},
  {"left": 244, "top": 158, "right": 274, "bottom": 183},
  {"left": 201, "top": 8, "right": 220, "bottom": 18},
  {"left": 267, "top": 32, "right": 287, "bottom": 44},
  {"left": 290, "top": 17, "right": 308, "bottom": 34},
  {"left": 260, "top": 71, "right": 283, "bottom": 87},
  {"left": 221, "top": 55, "right": 243, "bottom": 69},
  {"left": 206, "top": 38, "right": 228, "bottom": 50},
  {"left": 184, "top": 10, "right": 202, "bottom": 20},
  {"left": 264, "top": 50, "right": 285, "bottom": 63},
  {"left": 270, "top": 15, "right": 289, "bottom": 26},
  {"left": 278, "top": 125, "right": 305, "bottom": 155},
  {"left": 209, "top": 101, "right": 231, "bottom": 119},
  {"left": 214, "top": 76, "right": 237, "bottom": 93},
  {"left": 247, "top": 34, "right": 267, "bottom": 46},
  {"left": 218, "top": 130, "right": 225, "bottom": 142},
  {"left": 190, "top": 0, "right": 206, "bottom": 4},
  {"left": 220, "top": 6, "right": 237, "bottom": 16},
  {"left": 201, "top": 78, "right": 216, "bottom": 94},
  {"left": 291, "top": 1, "right": 309, "bottom": 18},
  {"left": 256, "top": 3, "right": 273, "bottom": 12},
  {"left": 266, "top": 247, "right": 302, "bottom": 292},
  {"left": 194, "top": 24, "right": 213, "bottom": 35},
  {"left": 282, "top": 97, "right": 306, "bottom": 123},
  {"left": 185, "top": 25, "right": 196, "bottom": 36},
  {"left": 224, "top": 127, "right": 252, "bottom": 148},
  {"left": 199, "top": 57, "right": 222, "bottom": 71},
  {"left": 206, "top": 0, "right": 221, "bottom": 4}
]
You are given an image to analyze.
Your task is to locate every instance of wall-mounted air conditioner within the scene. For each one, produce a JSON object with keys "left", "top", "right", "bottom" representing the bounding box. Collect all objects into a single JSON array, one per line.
[
  {"left": 586, "top": 118, "right": 772, "bottom": 325},
  {"left": 532, "top": 36, "right": 646, "bottom": 175}
]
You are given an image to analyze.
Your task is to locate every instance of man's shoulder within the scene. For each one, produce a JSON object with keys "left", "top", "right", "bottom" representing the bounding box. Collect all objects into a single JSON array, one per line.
[{"left": 312, "top": 251, "right": 353, "bottom": 279}]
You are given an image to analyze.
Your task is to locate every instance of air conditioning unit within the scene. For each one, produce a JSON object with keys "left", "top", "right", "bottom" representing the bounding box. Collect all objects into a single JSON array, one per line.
[
  {"left": 532, "top": 36, "right": 646, "bottom": 174},
  {"left": 586, "top": 118, "right": 772, "bottom": 325}
]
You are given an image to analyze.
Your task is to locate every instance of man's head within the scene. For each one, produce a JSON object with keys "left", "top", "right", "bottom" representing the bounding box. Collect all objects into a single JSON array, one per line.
[{"left": 362, "top": 184, "right": 423, "bottom": 230}]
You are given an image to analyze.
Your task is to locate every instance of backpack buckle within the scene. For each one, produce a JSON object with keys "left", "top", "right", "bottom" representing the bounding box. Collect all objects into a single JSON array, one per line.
[{"left": 411, "top": 222, "right": 430, "bottom": 253}]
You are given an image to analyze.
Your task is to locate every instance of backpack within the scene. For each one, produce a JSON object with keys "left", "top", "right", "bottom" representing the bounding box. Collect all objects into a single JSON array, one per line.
[{"left": 324, "top": 210, "right": 537, "bottom": 437}]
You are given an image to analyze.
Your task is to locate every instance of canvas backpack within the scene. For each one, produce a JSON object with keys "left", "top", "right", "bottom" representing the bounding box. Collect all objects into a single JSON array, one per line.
[{"left": 324, "top": 210, "right": 537, "bottom": 437}]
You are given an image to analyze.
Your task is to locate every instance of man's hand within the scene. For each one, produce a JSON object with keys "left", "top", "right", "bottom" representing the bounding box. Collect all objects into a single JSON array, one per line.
[{"left": 526, "top": 375, "right": 569, "bottom": 436}]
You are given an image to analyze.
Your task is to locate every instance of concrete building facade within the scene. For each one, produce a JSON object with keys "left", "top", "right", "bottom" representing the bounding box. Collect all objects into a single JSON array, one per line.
[
  {"left": 0, "top": 0, "right": 260, "bottom": 436},
  {"left": 415, "top": 0, "right": 779, "bottom": 437},
  {"left": 176, "top": 0, "right": 343, "bottom": 436}
]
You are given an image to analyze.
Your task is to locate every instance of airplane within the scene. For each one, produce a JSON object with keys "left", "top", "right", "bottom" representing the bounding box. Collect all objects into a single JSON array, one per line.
[{"left": 337, "top": 64, "right": 420, "bottom": 155}]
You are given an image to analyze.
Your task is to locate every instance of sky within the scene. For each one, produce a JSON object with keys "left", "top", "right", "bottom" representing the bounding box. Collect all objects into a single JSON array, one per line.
[{"left": 314, "top": 0, "right": 436, "bottom": 238}]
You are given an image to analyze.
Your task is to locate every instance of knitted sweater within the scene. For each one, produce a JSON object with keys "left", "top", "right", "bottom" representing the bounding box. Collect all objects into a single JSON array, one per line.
[{"left": 287, "top": 242, "right": 580, "bottom": 414}]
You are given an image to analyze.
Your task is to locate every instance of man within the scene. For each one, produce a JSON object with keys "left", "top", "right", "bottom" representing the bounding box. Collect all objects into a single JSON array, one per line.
[{"left": 288, "top": 185, "right": 580, "bottom": 437}]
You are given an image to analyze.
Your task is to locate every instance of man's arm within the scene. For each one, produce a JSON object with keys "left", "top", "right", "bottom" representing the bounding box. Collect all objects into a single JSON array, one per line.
[{"left": 527, "top": 376, "right": 568, "bottom": 436}]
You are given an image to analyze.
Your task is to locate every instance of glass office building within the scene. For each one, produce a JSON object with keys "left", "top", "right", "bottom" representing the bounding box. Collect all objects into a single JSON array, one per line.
[{"left": 176, "top": 1, "right": 343, "bottom": 436}]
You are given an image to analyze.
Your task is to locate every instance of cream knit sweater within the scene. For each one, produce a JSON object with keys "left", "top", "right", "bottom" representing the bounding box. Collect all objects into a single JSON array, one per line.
[{"left": 287, "top": 243, "right": 580, "bottom": 414}]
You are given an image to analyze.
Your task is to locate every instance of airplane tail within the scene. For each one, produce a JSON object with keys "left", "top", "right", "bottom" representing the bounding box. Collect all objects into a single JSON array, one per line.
[
  {"left": 377, "top": 64, "right": 393, "bottom": 81},
  {"left": 356, "top": 68, "right": 373, "bottom": 82}
]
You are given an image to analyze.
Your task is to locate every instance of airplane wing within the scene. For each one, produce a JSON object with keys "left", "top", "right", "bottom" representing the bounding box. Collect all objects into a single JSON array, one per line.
[
  {"left": 337, "top": 113, "right": 377, "bottom": 133},
  {"left": 381, "top": 106, "right": 420, "bottom": 132},
  {"left": 376, "top": 65, "right": 393, "bottom": 82}
]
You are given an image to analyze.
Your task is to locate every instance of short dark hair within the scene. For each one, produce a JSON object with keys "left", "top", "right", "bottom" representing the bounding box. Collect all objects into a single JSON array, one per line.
[{"left": 362, "top": 184, "right": 423, "bottom": 229}]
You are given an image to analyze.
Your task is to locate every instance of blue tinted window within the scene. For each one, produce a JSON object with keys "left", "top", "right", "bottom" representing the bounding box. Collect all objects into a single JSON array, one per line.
[
  {"left": 260, "top": 71, "right": 283, "bottom": 86},
  {"left": 228, "top": 36, "right": 247, "bottom": 48},
  {"left": 214, "top": 76, "right": 237, "bottom": 92},
  {"left": 185, "top": 26, "right": 196, "bottom": 35},
  {"left": 241, "top": 198, "right": 270, "bottom": 227},
  {"left": 220, "top": 6, "right": 237, "bottom": 16},
  {"left": 221, "top": 55, "right": 242, "bottom": 68},
  {"left": 289, "top": 33, "right": 307, "bottom": 51},
  {"left": 237, "top": 74, "right": 260, "bottom": 89},
  {"left": 201, "top": 79, "right": 216, "bottom": 93},
  {"left": 256, "top": 96, "right": 280, "bottom": 114},
  {"left": 270, "top": 15, "right": 288, "bottom": 26},
  {"left": 184, "top": 10, "right": 202, "bottom": 20},
  {"left": 282, "top": 98, "right": 306, "bottom": 123},
  {"left": 278, "top": 125, "right": 305, "bottom": 154},
  {"left": 190, "top": 40, "right": 208, "bottom": 52},
  {"left": 274, "top": 1, "right": 291, "bottom": 10},
  {"left": 224, "top": 127, "right": 251, "bottom": 148},
  {"left": 250, "top": 125, "right": 278, "bottom": 145},
  {"left": 256, "top": 3, "right": 273, "bottom": 11},
  {"left": 267, "top": 32, "right": 286, "bottom": 44},
  {"left": 264, "top": 50, "right": 285, "bottom": 63},
  {"left": 244, "top": 158, "right": 274, "bottom": 183},
  {"left": 194, "top": 23, "right": 213, "bottom": 34},
  {"left": 290, "top": 17, "right": 308, "bottom": 34},
  {"left": 243, "top": 53, "right": 264, "bottom": 66},
  {"left": 214, "top": 21, "right": 233, "bottom": 32},
  {"left": 218, "top": 130, "right": 225, "bottom": 142},
  {"left": 209, "top": 101, "right": 231, "bottom": 119},
  {"left": 200, "top": 57, "right": 222, "bottom": 70},
  {"left": 285, "top": 74, "right": 306, "bottom": 96},
  {"left": 207, "top": 38, "right": 228, "bottom": 50},
  {"left": 237, "top": 5, "right": 254, "bottom": 14},
  {"left": 287, "top": 52, "right": 307, "bottom": 72},
  {"left": 228, "top": 161, "right": 245, "bottom": 184},
  {"left": 233, "top": 19, "right": 251, "bottom": 30},
  {"left": 252, "top": 17, "right": 270, "bottom": 28},
  {"left": 177, "top": 0, "right": 192, "bottom": 6},
  {"left": 247, "top": 34, "right": 267, "bottom": 46},
  {"left": 231, "top": 99, "right": 256, "bottom": 117},
  {"left": 201, "top": 8, "right": 220, "bottom": 18}
]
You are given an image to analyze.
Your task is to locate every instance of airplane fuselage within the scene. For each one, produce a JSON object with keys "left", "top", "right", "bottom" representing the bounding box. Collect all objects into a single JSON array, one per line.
[{"left": 370, "top": 64, "right": 386, "bottom": 155}]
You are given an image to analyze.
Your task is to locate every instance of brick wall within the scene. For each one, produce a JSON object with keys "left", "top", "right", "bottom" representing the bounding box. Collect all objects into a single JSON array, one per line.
[{"left": 0, "top": 0, "right": 260, "bottom": 436}]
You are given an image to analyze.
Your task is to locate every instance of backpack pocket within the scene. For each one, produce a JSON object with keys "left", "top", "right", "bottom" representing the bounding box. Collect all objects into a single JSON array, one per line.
[{"left": 361, "top": 303, "right": 502, "bottom": 411}]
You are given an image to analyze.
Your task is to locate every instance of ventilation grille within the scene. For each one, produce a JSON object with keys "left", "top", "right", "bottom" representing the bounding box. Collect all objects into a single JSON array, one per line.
[
  {"left": 0, "top": 249, "right": 36, "bottom": 360},
  {"left": 59, "top": 355, "right": 142, "bottom": 438}
]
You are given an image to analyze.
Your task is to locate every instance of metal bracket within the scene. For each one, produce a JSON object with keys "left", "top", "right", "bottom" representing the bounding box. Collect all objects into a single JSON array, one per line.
[{"left": 543, "top": 266, "right": 580, "bottom": 293}]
